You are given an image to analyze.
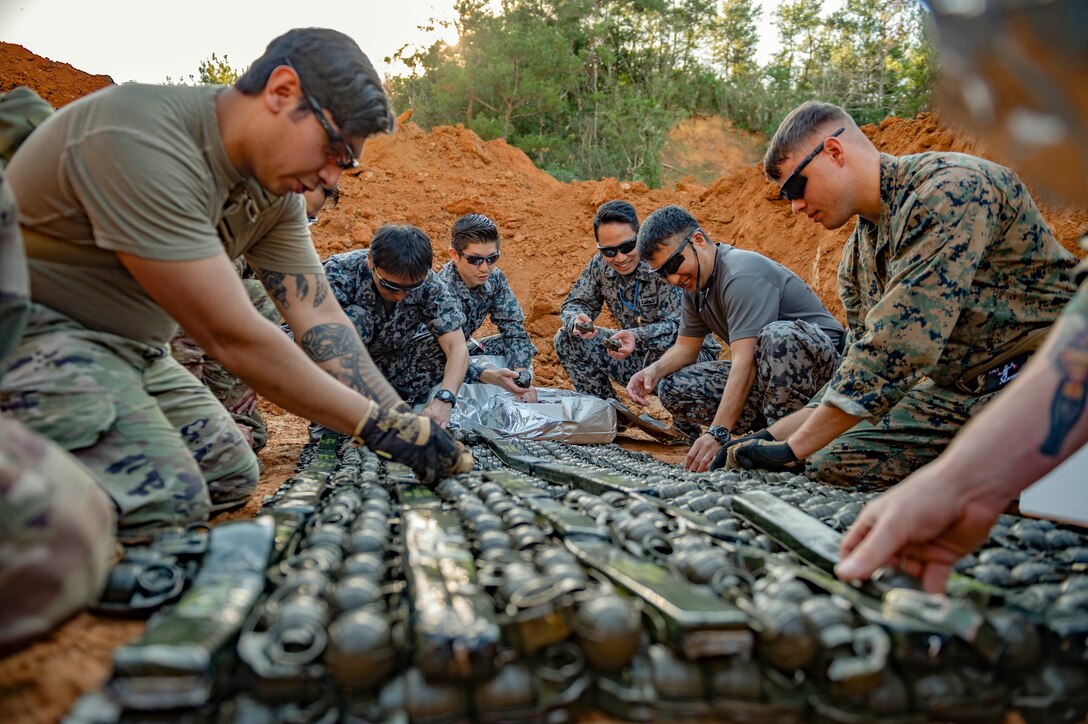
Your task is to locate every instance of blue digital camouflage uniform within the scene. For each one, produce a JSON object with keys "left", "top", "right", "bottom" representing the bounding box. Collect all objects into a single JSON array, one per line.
[
  {"left": 807, "top": 152, "right": 1078, "bottom": 487},
  {"left": 321, "top": 249, "right": 466, "bottom": 404},
  {"left": 555, "top": 256, "right": 722, "bottom": 399},
  {"left": 411, "top": 262, "right": 537, "bottom": 383},
  {"left": 171, "top": 275, "right": 280, "bottom": 452},
  {"left": 0, "top": 151, "right": 117, "bottom": 648}
]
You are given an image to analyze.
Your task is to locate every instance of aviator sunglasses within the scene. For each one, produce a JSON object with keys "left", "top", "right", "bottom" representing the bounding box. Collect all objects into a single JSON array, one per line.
[
  {"left": 650, "top": 227, "right": 701, "bottom": 279},
  {"left": 458, "top": 251, "right": 501, "bottom": 266},
  {"left": 597, "top": 238, "right": 637, "bottom": 258},
  {"left": 778, "top": 127, "right": 844, "bottom": 201},
  {"left": 372, "top": 266, "right": 426, "bottom": 294}
]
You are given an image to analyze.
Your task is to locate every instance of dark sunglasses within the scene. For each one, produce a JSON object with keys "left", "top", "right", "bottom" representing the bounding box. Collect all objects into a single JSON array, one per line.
[
  {"left": 650, "top": 227, "right": 700, "bottom": 278},
  {"left": 778, "top": 127, "right": 844, "bottom": 201},
  {"left": 373, "top": 266, "right": 426, "bottom": 294},
  {"left": 284, "top": 58, "right": 359, "bottom": 171},
  {"left": 597, "top": 238, "right": 637, "bottom": 259},
  {"left": 458, "top": 251, "right": 500, "bottom": 266}
]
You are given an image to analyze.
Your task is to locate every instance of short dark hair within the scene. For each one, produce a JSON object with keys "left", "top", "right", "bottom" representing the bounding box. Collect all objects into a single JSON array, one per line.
[
  {"left": 764, "top": 101, "right": 853, "bottom": 182},
  {"left": 235, "top": 28, "right": 394, "bottom": 142},
  {"left": 593, "top": 200, "right": 639, "bottom": 242},
  {"left": 451, "top": 213, "right": 499, "bottom": 253},
  {"left": 369, "top": 224, "right": 433, "bottom": 280},
  {"left": 636, "top": 205, "right": 699, "bottom": 260}
]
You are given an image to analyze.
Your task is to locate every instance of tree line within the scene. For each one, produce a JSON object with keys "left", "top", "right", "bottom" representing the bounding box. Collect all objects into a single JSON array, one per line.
[{"left": 386, "top": 0, "right": 935, "bottom": 186}]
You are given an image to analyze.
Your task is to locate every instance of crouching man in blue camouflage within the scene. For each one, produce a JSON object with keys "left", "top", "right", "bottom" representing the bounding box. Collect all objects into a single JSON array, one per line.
[
  {"left": 725, "top": 101, "right": 1077, "bottom": 487},
  {"left": 321, "top": 224, "right": 470, "bottom": 428},
  {"left": 413, "top": 213, "right": 538, "bottom": 402},
  {"left": 630, "top": 205, "right": 845, "bottom": 472},
  {"left": 555, "top": 200, "right": 721, "bottom": 422},
  {"left": 1, "top": 157, "right": 116, "bottom": 649}
]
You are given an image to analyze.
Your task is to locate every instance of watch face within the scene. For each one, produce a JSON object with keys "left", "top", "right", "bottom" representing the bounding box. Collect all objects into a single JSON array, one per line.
[{"left": 436, "top": 390, "right": 456, "bottom": 404}]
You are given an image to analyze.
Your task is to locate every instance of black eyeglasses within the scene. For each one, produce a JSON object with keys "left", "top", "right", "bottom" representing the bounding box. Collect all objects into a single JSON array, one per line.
[
  {"left": 373, "top": 266, "right": 426, "bottom": 294},
  {"left": 778, "top": 127, "right": 844, "bottom": 201},
  {"left": 458, "top": 251, "right": 500, "bottom": 266},
  {"left": 284, "top": 58, "right": 359, "bottom": 171},
  {"left": 597, "top": 238, "right": 637, "bottom": 259},
  {"left": 650, "top": 227, "right": 700, "bottom": 278}
]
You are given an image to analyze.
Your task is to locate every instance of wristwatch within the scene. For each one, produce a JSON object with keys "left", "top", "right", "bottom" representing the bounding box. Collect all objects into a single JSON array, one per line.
[
  {"left": 706, "top": 425, "right": 731, "bottom": 445},
  {"left": 434, "top": 389, "right": 457, "bottom": 405}
]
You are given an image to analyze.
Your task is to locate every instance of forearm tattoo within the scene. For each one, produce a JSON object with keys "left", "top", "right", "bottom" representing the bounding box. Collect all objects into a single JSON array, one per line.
[
  {"left": 1040, "top": 298, "right": 1088, "bottom": 456},
  {"left": 257, "top": 270, "right": 331, "bottom": 310},
  {"left": 300, "top": 322, "right": 379, "bottom": 398}
]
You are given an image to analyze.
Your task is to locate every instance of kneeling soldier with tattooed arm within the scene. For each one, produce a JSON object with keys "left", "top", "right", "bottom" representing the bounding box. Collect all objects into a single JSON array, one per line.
[{"left": 0, "top": 28, "right": 471, "bottom": 540}]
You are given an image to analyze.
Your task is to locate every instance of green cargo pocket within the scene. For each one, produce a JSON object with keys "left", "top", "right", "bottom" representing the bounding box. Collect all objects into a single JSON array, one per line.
[{"left": 4, "top": 391, "right": 117, "bottom": 452}]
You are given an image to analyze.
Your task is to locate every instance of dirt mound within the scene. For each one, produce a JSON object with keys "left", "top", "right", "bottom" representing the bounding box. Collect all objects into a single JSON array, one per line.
[
  {"left": 660, "top": 114, "right": 764, "bottom": 187},
  {"left": 0, "top": 43, "right": 113, "bottom": 107}
]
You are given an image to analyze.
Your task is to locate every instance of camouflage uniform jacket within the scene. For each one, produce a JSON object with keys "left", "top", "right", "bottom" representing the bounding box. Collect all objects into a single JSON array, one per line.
[
  {"left": 437, "top": 261, "right": 536, "bottom": 382},
  {"left": 560, "top": 256, "right": 722, "bottom": 359},
  {"left": 323, "top": 249, "right": 466, "bottom": 367},
  {"left": 823, "top": 152, "right": 1078, "bottom": 419}
]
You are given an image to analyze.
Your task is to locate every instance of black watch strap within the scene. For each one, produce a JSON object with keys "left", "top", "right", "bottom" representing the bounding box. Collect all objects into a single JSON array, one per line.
[
  {"left": 434, "top": 389, "right": 457, "bottom": 405},
  {"left": 707, "top": 425, "right": 731, "bottom": 445}
]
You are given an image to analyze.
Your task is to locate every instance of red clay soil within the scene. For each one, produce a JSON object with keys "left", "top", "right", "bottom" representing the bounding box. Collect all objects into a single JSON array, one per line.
[{"left": 1, "top": 44, "right": 1086, "bottom": 723}]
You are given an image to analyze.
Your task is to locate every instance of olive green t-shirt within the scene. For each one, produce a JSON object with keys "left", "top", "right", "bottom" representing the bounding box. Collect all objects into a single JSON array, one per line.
[{"left": 6, "top": 83, "right": 323, "bottom": 346}]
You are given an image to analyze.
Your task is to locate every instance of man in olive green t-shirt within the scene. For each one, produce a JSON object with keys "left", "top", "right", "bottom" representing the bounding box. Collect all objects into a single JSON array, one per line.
[{"left": 1, "top": 28, "right": 470, "bottom": 537}]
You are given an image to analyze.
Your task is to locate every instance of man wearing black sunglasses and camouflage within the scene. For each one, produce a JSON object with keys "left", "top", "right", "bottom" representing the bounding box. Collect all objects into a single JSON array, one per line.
[
  {"left": 321, "top": 224, "right": 469, "bottom": 429},
  {"left": 725, "top": 100, "right": 1077, "bottom": 486},
  {"left": 555, "top": 200, "right": 721, "bottom": 428},
  {"left": 429, "top": 213, "right": 538, "bottom": 401},
  {"left": 631, "top": 204, "right": 844, "bottom": 472},
  {"left": 1, "top": 29, "right": 471, "bottom": 539}
]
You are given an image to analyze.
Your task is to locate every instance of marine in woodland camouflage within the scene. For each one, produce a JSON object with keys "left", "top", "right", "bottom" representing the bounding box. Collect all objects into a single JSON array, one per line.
[
  {"left": 658, "top": 320, "right": 841, "bottom": 435},
  {"left": 322, "top": 248, "right": 466, "bottom": 403},
  {"left": 556, "top": 257, "right": 721, "bottom": 399},
  {"left": 809, "top": 152, "right": 1077, "bottom": 485}
]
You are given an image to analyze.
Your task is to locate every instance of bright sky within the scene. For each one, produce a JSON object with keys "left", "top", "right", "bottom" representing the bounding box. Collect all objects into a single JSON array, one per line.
[{"left": 2, "top": 0, "right": 802, "bottom": 85}]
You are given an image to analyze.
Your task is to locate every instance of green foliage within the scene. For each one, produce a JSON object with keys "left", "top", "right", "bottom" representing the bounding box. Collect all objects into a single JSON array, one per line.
[
  {"left": 163, "top": 53, "right": 243, "bottom": 86},
  {"left": 387, "top": 0, "right": 936, "bottom": 186}
]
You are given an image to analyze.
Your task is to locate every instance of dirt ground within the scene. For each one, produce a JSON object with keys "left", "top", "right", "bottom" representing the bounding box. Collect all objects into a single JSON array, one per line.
[{"left": 1, "top": 42, "right": 1086, "bottom": 722}]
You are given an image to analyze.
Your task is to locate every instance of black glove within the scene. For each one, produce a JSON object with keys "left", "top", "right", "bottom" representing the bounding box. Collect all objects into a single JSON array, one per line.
[
  {"left": 731, "top": 439, "right": 801, "bottom": 472},
  {"left": 708, "top": 428, "right": 774, "bottom": 471},
  {"left": 352, "top": 405, "right": 473, "bottom": 485}
]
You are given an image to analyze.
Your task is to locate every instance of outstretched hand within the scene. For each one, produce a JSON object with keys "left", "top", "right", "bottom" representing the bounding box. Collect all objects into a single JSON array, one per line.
[
  {"left": 836, "top": 464, "right": 1008, "bottom": 593},
  {"left": 626, "top": 366, "right": 658, "bottom": 406}
]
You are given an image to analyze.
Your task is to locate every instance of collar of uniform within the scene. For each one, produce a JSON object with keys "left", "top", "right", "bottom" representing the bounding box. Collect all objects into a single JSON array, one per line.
[{"left": 875, "top": 153, "right": 899, "bottom": 242}]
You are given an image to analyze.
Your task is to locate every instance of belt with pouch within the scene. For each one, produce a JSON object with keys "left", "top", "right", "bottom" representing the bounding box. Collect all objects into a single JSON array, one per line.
[{"left": 953, "top": 326, "right": 1051, "bottom": 395}]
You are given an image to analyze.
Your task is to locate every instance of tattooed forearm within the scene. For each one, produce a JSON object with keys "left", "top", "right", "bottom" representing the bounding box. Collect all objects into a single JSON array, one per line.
[
  {"left": 257, "top": 270, "right": 330, "bottom": 309},
  {"left": 301, "top": 323, "right": 361, "bottom": 363},
  {"left": 1040, "top": 294, "right": 1088, "bottom": 456},
  {"left": 313, "top": 276, "right": 329, "bottom": 308},
  {"left": 258, "top": 270, "right": 289, "bottom": 309},
  {"left": 300, "top": 322, "right": 381, "bottom": 399}
]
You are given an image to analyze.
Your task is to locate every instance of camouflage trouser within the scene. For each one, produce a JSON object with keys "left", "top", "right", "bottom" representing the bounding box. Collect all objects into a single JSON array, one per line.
[
  {"left": 553, "top": 327, "right": 708, "bottom": 400},
  {"left": 657, "top": 320, "right": 841, "bottom": 435},
  {"left": 0, "top": 304, "right": 259, "bottom": 535},
  {"left": 202, "top": 359, "right": 269, "bottom": 452},
  {"left": 806, "top": 378, "right": 1000, "bottom": 488},
  {"left": 0, "top": 416, "right": 117, "bottom": 648}
]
